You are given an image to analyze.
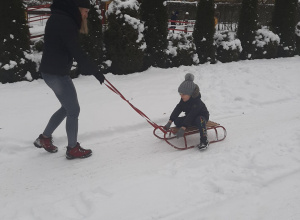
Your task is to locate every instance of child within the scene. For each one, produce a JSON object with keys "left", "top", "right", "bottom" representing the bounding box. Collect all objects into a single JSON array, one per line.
[{"left": 163, "top": 73, "right": 210, "bottom": 150}]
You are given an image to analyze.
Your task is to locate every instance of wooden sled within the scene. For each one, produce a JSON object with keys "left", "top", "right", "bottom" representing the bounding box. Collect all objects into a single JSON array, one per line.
[
  {"left": 153, "top": 120, "right": 227, "bottom": 150},
  {"left": 103, "top": 80, "right": 227, "bottom": 150}
]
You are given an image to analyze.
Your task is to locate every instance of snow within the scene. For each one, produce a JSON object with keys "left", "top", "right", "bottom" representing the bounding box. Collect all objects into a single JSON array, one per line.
[
  {"left": 28, "top": 14, "right": 48, "bottom": 38},
  {"left": 167, "top": 33, "right": 196, "bottom": 57},
  {"left": 24, "top": 51, "right": 42, "bottom": 66},
  {"left": 256, "top": 27, "right": 280, "bottom": 48},
  {"left": 107, "top": 0, "right": 139, "bottom": 15},
  {"left": 25, "top": 71, "right": 33, "bottom": 81},
  {"left": 1, "top": 56, "right": 300, "bottom": 219},
  {"left": 106, "top": 0, "right": 145, "bottom": 51},
  {"left": 166, "top": 1, "right": 197, "bottom": 4},
  {"left": 2, "top": 60, "right": 17, "bottom": 70},
  {"left": 296, "top": 22, "right": 300, "bottom": 37},
  {"left": 214, "top": 32, "right": 242, "bottom": 52},
  {"left": 123, "top": 14, "right": 145, "bottom": 45}
]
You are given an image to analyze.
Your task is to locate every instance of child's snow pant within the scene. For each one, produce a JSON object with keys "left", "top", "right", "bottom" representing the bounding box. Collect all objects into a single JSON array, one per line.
[{"left": 174, "top": 116, "right": 208, "bottom": 142}]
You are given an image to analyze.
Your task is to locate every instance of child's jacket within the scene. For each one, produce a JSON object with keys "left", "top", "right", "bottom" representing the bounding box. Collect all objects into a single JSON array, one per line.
[{"left": 170, "top": 85, "right": 209, "bottom": 127}]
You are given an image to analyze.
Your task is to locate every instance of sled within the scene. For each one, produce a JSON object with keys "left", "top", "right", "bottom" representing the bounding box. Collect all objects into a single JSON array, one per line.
[
  {"left": 104, "top": 79, "right": 227, "bottom": 150},
  {"left": 153, "top": 120, "right": 227, "bottom": 150}
]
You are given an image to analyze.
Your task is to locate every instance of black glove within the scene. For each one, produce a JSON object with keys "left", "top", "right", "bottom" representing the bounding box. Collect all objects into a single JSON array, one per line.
[
  {"left": 94, "top": 72, "right": 105, "bottom": 84},
  {"left": 163, "top": 121, "right": 172, "bottom": 130},
  {"left": 176, "top": 128, "right": 185, "bottom": 139}
]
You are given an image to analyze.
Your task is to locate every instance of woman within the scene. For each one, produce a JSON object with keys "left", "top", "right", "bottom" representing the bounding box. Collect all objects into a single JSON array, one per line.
[{"left": 34, "top": 0, "right": 105, "bottom": 159}]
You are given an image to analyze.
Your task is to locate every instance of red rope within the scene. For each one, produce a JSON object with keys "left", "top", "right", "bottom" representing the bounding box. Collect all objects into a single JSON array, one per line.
[{"left": 104, "top": 79, "right": 166, "bottom": 133}]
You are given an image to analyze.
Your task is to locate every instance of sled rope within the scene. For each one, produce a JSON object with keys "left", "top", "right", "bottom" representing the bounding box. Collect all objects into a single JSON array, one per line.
[{"left": 104, "top": 79, "right": 166, "bottom": 133}]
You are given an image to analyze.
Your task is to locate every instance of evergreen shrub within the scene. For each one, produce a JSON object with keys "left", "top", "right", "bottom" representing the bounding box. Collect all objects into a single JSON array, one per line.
[
  {"left": 237, "top": 0, "right": 258, "bottom": 60},
  {"left": 80, "top": 1, "right": 103, "bottom": 75},
  {"left": 104, "top": 0, "right": 145, "bottom": 75},
  {"left": 70, "top": 62, "right": 80, "bottom": 79},
  {"left": 0, "top": 0, "right": 38, "bottom": 83},
  {"left": 214, "top": 31, "right": 242, "bottom": 63},
  {"left": 167, "top": 33, "right": 198, "bottom": 67},
  {"left": 193, "top": 0, "right": 215, "bottom": 64},
  {"left": 272, "top": 0, "right": 298, "bottom": 57},
  {"left": 295, "top": 22, "right": 300, "bottom": 55},
  {"left": 33, "top": 38, "right": 44, "bottom": 52},
  {"left": 140, "top": 0, "right": 168, "bottom": 68},
  {"left": 254, "top": 27, "right": 280, "bottom": 59}
]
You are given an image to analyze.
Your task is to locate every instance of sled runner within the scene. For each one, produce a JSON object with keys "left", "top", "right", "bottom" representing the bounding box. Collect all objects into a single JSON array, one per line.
[
  {"left": 153, "top": 121, "right": 227, "bottom": 150},
  {"left": 104, "top": 79, "right": 227, "bottom": 150}
]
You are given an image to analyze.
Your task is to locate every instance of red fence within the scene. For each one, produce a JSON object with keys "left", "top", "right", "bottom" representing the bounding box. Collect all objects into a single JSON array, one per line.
[
  {"left": 168, "top": 20, "right": 195, "bottom": 33},
  {"left": 27, "top": 4, "right": 51, "bottom": 39},
  {"left": 27, "top": 5, "right": 216, "bottom": 39}
]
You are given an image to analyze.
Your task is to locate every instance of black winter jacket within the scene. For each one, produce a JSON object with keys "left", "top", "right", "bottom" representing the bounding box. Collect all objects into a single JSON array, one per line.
[
  {"left": 170, "top": 85, "right": 209, "bottom": 127},
  {"left": 39, "top": 0, "right": 98, "bottom": 76}
]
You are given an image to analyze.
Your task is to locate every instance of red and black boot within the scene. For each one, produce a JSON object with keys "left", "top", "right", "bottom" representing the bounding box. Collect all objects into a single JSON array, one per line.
[
  {"left": 34, "top": 134, "right": 58, "bottom": 153},
  {"left": 66, "top": 142, "right": 92, "bottom": 159}
]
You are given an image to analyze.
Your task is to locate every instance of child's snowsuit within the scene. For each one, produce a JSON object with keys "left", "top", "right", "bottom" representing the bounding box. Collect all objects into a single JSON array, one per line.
[{"left": 169, "top": 85, "right": 209, "bottom": 142}]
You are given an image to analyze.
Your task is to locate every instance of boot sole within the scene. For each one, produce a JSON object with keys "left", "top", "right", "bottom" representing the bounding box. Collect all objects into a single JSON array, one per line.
[
  {"left": 66, "top": 152, "right": 92, "bottom": 160},
  {"left": 44, "top": 148, "right": 58, "bottom": 153},
  {"left": 197, "top": 143, "right": 209, "bottom": 151},
  {"left": 34, "top": 142, "right": 42, "bottom": 148},
  {"left": 34, "top": 141, "right": 58, "bottom": 153}
]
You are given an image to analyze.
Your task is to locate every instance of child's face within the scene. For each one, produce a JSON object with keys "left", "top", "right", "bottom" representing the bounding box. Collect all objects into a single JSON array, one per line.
[{"left": 180, "top": 93, "right": 191, "bottom": 102}]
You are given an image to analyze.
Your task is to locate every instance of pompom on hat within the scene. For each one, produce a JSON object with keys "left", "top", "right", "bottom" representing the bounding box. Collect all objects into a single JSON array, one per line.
[
  {"left": 74, "top": 0, "right": 91, "bottom": 9},
  {"left": 178, "top": 73, "right": 196, "bottom": 96}
]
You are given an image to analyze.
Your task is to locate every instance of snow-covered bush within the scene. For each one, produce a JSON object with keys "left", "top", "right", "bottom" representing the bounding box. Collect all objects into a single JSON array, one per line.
[
  {"left": 33, "top": 38, "right": 44, "bottom": 52},
  {"left": 0, "top": 0, "right": 38, "bottom": 83},
  {"left": 295, "top": 22, "right": 300, "bottom": 55},
  {"left": 79, "top": 1, "right": 104, "bottom": 76},
  {"left": 104, "top": 0, "right": 145, "bottom": 75},
  {"left": 237, "top": 0, "right": 258, "bottom": 60},
  {"left": 193, "top": 0, "right": 216, "bottom": 64},
  {"left": 167, "top": 33, "right": 198, "bottom": 67},
  {"left": 271, "top": 0, "right": 298, "bottom": 57},
  {"left": 140, "top": 0, "right": 168, "bottom": 68},
  {"left": 214, "top": 31, "right": 242, "bottom": 63},
  {"left": 254, "top": 27, "right": 280, "bottom": 59}
]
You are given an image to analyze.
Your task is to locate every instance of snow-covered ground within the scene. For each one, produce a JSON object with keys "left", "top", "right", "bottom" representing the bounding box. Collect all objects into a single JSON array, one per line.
[{"left": 1, "top": 57, "right": 300, "bottom": 220}]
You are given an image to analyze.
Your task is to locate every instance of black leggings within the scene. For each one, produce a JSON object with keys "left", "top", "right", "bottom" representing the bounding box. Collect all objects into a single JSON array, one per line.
[{"left": 42, "top": 73, "right": 80, "bottom": 148}]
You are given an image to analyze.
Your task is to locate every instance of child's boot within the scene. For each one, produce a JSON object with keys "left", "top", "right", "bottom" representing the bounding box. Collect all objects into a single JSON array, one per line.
[{"left": 197, "top": 138, "right": 209, "bottom": 151}]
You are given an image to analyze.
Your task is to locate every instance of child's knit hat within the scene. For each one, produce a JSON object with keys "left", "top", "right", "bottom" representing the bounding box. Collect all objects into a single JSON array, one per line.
[{"left": 178, "top": 73, "right": 196, "bottom": 96}]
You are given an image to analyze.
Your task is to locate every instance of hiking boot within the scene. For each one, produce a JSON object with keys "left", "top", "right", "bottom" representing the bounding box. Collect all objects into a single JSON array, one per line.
[
  {"left": 34, "top": 134, "right": 58, "bottom": 153},
  {"left": 197, "top": 139, "right": 209, "bottom": 151},
  {"left": 66, "top": 142, "right": 92, "bottom": 159}
]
